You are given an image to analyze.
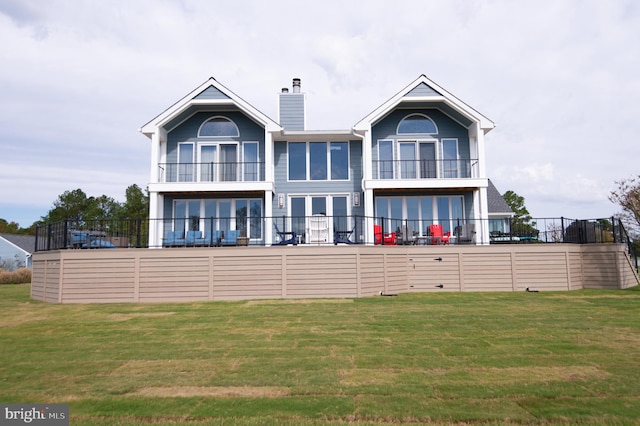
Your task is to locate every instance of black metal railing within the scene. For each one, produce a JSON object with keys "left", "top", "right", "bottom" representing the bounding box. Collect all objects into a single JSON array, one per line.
[
  {"left": 158, "top": 161, "right": 265, "bottom": 183},
  {"left": 372, "top": 159, "right": 478, "bottom": 179},
  {"left": 34, "top": 216, "right": 638, "bottom": 268}
]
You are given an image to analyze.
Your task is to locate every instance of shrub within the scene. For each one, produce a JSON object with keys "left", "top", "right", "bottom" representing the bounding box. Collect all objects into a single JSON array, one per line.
[{"left": 0, "top": 267, "right": 32, "bottom": 284}]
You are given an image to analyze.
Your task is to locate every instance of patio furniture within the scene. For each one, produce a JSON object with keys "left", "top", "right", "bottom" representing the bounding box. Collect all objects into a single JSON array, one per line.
[
  {"left": 397, "top": 225, "right": 417, "bottom": 245},
  {"left": 186, "top": 230, "right": 201, "bottom": 246},
  {"left": 84, "top": 238, "right": 116, "bottom": 249},
  {"left": 428, "top": 224, "right": 450, "bottom": 245},
  {"left": 163, "top": 231, "right": 186, "bottom": 247},
  {"left": 334, "top": 226, "right": 357, "bottom": 245},
  {"left": 308, "top": 214, "right": 329, "bottom": 244},
  {"left": 274, "top": 223, "right": 297, "bottom": 246},
  {"left": 374, "top": 224, "right": 397, "bottom": 245},
  {"left": 195, "top": 229, "right": 222, "bottom": 246},
  {"left": 221, "top": 230, "right": 239, "bottom": 246},
  {"left": 454, "top": 224, "right": 475, "bottom": 244}
]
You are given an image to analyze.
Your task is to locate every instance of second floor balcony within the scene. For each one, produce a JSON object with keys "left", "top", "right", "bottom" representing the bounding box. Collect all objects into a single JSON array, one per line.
[
  {"left": 372, "top": 158, "right": 479, "bottom": 180},
  {"left": 158, "top": 161, "right": 266, "bottom": 183}
]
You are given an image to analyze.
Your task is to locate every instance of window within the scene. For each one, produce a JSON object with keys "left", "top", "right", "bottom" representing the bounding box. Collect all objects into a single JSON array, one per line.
[
  {"left": 243, "top": 142, "right": 259, "bottom": 181},
  {"left": 399, "top": 142, "right": 417, "bottom": 178},
  {"left": 378, "top": 140, "right": 393, "bottom": 179},
  {"left": 419, "top": 142, "right": 436, "bottom": 178},
  {"left": 220, "top": 145, "right": 238, "bottom": 181},
  {"left": 442, "top": 139, "right": 459, "bottom": 178},
  {"left": 173, "top": 198, "right": 263, "bottom": 240},
  {"left": 288, "top": 142, "right": 349, "bottom": 181},
  {"left": 375, "top": 195, "right": 464, "bottom": 235},
  {"left": 199, "top": 145, "right": 217, "bottom": 182},
  {"left": 310, "top": 142, "right": 327, "bottom": 180},
  {"left": 198, "top": 117, "right": 239, "bottom": 137},
  {"left": 288, "top": 142, "right": 306, "bottom": 180},
  {"left": 397, "top": 114, "right": 438, "bottom": 134},
  {"left": 330, "top": 142, "right": 348, "bottom": 180},
  {"left": 178, "top": 143, "right": 194, "bottom": 182}
]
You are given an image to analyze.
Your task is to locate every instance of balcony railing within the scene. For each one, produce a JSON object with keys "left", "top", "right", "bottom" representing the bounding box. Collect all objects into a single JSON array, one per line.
[
  {"left": 158, "top": 161, "right": 265, "bottom": 183},
  {"left": 372, "top": 159, "right": 479, "bottom": 180}
]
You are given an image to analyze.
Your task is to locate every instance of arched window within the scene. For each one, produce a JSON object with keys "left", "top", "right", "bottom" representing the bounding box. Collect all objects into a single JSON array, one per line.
[
  {"left": 198, "top": 116, "right": 240, "bottom": 137},
  {"left": 397, "top": 114, "right": 438, "bottom": 134}
]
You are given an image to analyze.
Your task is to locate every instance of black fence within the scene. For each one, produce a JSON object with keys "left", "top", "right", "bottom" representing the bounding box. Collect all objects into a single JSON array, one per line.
[{"left": 34, "top": 216, "right": 637, "bottom": 268}]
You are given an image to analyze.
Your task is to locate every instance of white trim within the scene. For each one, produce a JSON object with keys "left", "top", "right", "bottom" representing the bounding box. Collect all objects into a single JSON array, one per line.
[
  {"left": 354, "top": 75, "right": 494, "bottom": 133},
  {"left": 140, "top": 77, "right": 282, "bottom": 137}
]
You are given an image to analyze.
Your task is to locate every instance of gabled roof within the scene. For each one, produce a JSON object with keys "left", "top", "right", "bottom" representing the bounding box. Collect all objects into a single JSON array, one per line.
[
  {"left": 0, "top": 233, "right": 35, "bottom": 254},
  {"left": 487, "top": 180, "right": 514, "bottom": 215},
  {"left": 140, "top": 77, "right": 282, "bottom": 137},
  {"left": 354, "top": 74, "right": 495, "bottom": 133}
]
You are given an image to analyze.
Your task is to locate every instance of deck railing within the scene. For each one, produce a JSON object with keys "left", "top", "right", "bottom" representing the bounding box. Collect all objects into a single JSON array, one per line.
[{"left": 34, "top": 216, "right": 637, "bottom": 267}]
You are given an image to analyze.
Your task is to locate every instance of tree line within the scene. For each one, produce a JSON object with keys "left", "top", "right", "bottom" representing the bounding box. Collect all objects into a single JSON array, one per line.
[{"left": 0, "top": 184, "right": 149, "bottom": 235}]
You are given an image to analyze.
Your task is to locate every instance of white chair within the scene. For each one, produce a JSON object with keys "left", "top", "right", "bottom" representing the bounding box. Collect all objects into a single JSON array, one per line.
[{"left": 308, "top": 214, "right": 329, "bottom": 244}]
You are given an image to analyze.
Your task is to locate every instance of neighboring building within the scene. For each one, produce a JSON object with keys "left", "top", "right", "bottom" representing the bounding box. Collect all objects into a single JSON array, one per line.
[
  {"left": 487, "top": 179, "right": 515, "bottom": 234},
  {"left": 0, "top": 233, "right": 35, "bottom": 270},
  {"left": 141, "top": 75, "right": 506, "bottom": 246}
]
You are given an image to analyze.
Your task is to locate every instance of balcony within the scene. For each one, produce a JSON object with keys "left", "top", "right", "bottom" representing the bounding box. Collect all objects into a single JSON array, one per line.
[
  {"left": 372, "top": 159, "right": 479, "bottom": 180},
  {"left": 158, "top": 161, "right": 265, "bottom": 183}
]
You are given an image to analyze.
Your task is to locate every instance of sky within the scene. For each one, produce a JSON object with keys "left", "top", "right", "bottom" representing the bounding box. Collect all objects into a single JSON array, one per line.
[{"left": 1, "top": 0, "right": 638, "bottom": 228}]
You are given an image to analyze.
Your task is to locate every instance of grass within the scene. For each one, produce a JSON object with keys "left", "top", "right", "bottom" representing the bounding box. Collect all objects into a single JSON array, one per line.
[{"left": 1, "top": 284, "right": 639, "bottom": 425}]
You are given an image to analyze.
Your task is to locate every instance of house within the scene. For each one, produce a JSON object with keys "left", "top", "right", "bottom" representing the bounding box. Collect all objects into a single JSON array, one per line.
[
  {"left": 140, "top": 75, "right": 501, "bottom": 247},
  {"left": 0, "top": 233, "right": 35, "bottom": 270},
  {"left": 487, "top": 179, "right": 515, "bottom": 234}
]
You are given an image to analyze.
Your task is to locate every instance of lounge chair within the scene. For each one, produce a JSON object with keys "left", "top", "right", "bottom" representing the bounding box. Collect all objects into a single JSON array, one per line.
[
  {"left": 195, "top": 229, "right": 222, "bottom": 246},
  {"left": 334, "top": 226, "right": 356, "bottom": 245},
  {"left": 374, "top": 224, "right": 397, "bottom": 245},
  {"left": 163, "top": 231, "right": 186, "bottom": 247},
  {"left": 308, "top": 214, "right": 329, "bottom": 244},
  {"left": 454, "top": 224, "right": 475, "bottom": 244},
  {"left": 397, "top": 225, "right": 416, "bottom": 245},
  {"left": 428, "top": 224, "right": 450, "bottom": 245},
  {"left": 274, "top": 223, "right": 297, "bottom": 246},
  {"left": 221, "top": 230, "right": 239, "bottom": 246}
]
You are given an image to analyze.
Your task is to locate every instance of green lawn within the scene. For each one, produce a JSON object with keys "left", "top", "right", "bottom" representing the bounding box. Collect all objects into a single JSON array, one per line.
[{"left": 1, "top": 284, "right": 639, "bottom": 425}]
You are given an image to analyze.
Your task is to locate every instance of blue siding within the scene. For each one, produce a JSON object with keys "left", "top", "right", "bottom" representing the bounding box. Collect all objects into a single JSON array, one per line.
[
  {"left": 194, "top": 86, "right": 230, "bottom": 100},
  {"left": 279, "top": 94, "right": 305, "bottom": 130},
  {"left": 407, "top": 82, "right": 441, "bottom": 97}
]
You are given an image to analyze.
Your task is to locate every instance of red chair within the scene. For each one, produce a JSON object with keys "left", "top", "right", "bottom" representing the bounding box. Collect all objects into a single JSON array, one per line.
[
  {"left": 429, "top": 224, "right": 450, "bottom": 245},
  {"left": 374, "top": 224, "right": 397, "bottom": 245}
]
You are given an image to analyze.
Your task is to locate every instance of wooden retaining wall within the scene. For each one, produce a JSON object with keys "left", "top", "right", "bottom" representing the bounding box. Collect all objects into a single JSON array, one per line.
[{"left": 31, "top": 244, "right": 638, "bottom": 303}]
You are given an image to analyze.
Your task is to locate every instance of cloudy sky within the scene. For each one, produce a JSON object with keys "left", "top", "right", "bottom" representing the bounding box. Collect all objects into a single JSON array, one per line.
[{"left": 1, "top": 0, "right": 638, "bottom": 227}]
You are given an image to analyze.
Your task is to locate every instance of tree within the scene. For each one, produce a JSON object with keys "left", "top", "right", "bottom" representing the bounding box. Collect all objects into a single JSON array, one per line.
[
  {"left": 116, "top": 184, "right": 149, "bottom": 220},
  {"left": 502, "top": 190, "right": 532, "bottom": 225},
  {"left": 40, "top": 185, "right": 150, "bottom": 226},
  {"left": 41, "top": 189, "right": 93, "bottom": 223},
  {"left": 0, "top": 219, "right": 20, "bottom": 234},
  {"left": 609, "top": 175, "right": 640, "bottom": 237}
]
